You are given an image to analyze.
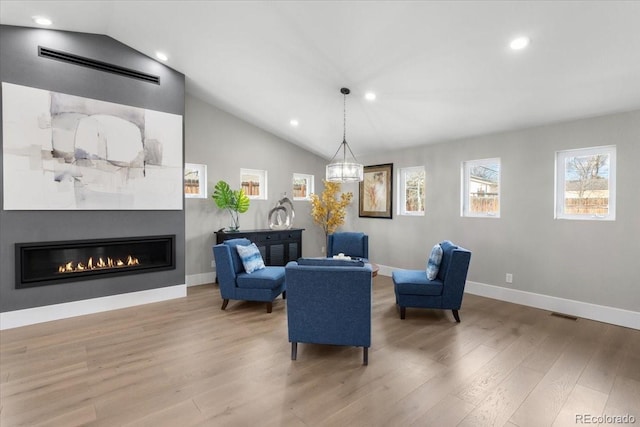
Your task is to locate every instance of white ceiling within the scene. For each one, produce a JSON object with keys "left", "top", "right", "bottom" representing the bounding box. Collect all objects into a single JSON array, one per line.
[{"left": 2, "top": 1, "right": 640, "bottom": 159}]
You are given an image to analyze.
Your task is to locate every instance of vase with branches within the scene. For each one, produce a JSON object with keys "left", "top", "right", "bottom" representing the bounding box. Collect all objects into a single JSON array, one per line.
[{"left": 310, "top": 180, "right": 353, "bottom": 247}]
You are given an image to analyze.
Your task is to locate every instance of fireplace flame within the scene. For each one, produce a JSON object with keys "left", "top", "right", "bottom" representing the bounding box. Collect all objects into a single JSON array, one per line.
[{"left": 57, "top": 255, "right": 140, "bottom": 274}]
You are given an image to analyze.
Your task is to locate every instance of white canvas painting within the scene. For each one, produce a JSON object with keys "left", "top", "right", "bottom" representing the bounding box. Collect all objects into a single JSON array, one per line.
[{"left": 2, "top": 82, "right": 183, "bottom": 210}]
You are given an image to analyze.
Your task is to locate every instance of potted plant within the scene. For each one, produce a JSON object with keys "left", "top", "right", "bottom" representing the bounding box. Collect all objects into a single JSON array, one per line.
[
  {"left": 310, "top": 180, "right": 353, "bottom": 244},
  {"left": 212, "top": 180, "right": 250, "bottom": 231}
]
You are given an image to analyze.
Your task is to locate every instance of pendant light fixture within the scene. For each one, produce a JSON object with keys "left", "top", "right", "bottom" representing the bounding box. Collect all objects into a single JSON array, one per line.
[{"left": 326, "top": 87, "right": 364, "bottom": 182}]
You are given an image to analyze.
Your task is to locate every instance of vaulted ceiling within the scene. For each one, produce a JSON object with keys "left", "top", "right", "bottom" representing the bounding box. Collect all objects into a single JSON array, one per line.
[{"left": 2, "top": 1, "right": 640, "bottom": 159}]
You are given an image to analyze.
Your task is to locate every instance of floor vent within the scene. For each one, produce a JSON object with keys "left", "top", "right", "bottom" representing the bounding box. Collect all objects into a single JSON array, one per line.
[
  {"left": 550, "top": 312, "right": 578, "bottom": 321},
  {"left": 38, "top": 46, "right": 160, "bottom": 85}
]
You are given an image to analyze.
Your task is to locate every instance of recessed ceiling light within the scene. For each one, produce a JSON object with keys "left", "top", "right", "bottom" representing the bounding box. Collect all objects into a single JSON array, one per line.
[
  {"left": 365, "top": 92, "right": 376, "bottom": 101},
  {"left": 510, "top": 36, "right": 530, "bottom": 50},
  {"left": 155, "top": 52, "right": 168, "bottom": 61},
  {"left": 32, "top": 16, "right": 52, "bottom": 26},
  {"left": 290, "top": 119, "right": 299, "bottom": 127}
]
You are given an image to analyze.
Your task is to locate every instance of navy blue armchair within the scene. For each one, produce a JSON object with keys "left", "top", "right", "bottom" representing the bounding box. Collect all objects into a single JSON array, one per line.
[
  {"left": 285, "top": 258, "right": 373, "bottom": 365},
  {"left": 213, "top": 238, "right": 286, "bottom": 313},
  {"left": 392, "top": 241, "right": 471, "bottom": 322},
  {"left": 327, "top": 232, "right": 369, "bottom": 261}
]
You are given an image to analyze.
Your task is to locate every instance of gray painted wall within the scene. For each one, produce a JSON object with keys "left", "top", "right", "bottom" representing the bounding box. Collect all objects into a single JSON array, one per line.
[
  {"left": 0, "top": 25, "right": 186, "bottom": 312},
  {"left": 184, "top": 94, "right": 328, "bottom": 276},
  {"left": 352, "top": 110, "right": 639, "bottom": 312},
  {"left": 184, "top": 94, "right": 639, "bottom": 313}
]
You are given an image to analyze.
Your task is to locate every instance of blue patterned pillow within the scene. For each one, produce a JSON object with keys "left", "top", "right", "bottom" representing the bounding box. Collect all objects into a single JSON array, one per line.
[
  {"left": 426, "top": 243, "right": 443, "bottom": 280},
  {"left": 236, "top": 243, "right": 265, "bottom": 274}
]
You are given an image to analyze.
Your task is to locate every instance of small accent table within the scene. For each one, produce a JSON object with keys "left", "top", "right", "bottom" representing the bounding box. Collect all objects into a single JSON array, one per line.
[{"left": 369, "top": 263, "right": 380, "bottom": 278}]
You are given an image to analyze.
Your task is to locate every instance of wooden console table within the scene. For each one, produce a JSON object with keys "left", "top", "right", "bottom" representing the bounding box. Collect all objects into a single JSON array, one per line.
[{"left": 215, "top": 228, "right": 304, "bottom": 266}]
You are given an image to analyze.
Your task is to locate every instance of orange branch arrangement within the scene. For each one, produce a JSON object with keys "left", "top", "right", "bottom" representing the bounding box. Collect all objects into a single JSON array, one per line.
[{"left": 310, "top": 180, "right": 353, "bottom": 241}]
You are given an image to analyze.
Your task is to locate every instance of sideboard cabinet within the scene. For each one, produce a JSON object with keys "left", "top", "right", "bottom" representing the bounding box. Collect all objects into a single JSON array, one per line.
[{"left": 215, "top": 228, "right": 304, "bottom": 266}]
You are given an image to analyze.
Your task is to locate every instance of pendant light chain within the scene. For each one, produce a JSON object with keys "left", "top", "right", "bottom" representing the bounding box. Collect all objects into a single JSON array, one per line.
[
  {"left": 325, "top": 86, "right": 364, "bottom": 182},
  {"left": 342, "top": 91, "right": 347, "bottom": 161},
  {"left": 341, "top": 89, "right": 358, "bottom": 161},
  {"left": 343, "top": 91, "right": 347, "bottom": 143}
]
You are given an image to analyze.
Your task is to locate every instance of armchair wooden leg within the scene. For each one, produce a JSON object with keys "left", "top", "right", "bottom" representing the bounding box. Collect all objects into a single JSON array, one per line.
[
  {"left": 221, "top": 299, "right": 229, "bottom": 310},
  {"left": 291, "top": 342, "right": 297, "bottom": 360},
  {"left": 266, "top": 302, "right": 273, "bottom": 313},
  {"left": 282, "top": 290, "right": 286, "bottom": 300},
  {"left": 363, "top": 347, "right": 369, "bottom": 366},
  {"left": 400, "top": 306, "right": 406, "bottom": 320},
  {"left": 452, "top": 309, "right": 460, "bottom": 323}
]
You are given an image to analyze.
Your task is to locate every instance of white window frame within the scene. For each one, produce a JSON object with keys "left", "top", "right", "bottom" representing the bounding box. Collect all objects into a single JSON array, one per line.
[
  {"left": 555, "top": 145, "right": 616, "bottom": 221},
  {"left": 240, "top": 168, "right": 268, "bottom": 200},
  {"left": 461, "top": 157, "right": 501, "bottom": 218},
  {"left": 184, "top": 163, "right": 207, "bottom": 199},
  {"left": 398, "top": 166, "right": 425, "bottom": 216},
  {"left": 292, "top": 173, "right": 314, "bottom": 201}
]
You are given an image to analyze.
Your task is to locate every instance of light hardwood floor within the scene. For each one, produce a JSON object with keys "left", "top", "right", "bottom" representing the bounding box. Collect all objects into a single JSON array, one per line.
[{"left": 1, "top": 276, "right": 638, "bottom": 427}]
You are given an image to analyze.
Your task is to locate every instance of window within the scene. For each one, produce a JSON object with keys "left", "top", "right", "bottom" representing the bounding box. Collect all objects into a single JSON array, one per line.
[
  {"left": 292, "top": 173, "right": 314, "bottom": 201},
  {"left": 555, "top": 145, "right": 616, "bottom": 220},
  {"left": 462, "top": 158, "right": 500, "bottom": 217},
  {"left": 184, "top": 163, "right": 207, "bottom": 199},
  {"left": 240, "top": 168, "right": 267, "bottom": 200},
  {"left": 398, "top": 166, "right": 425, "bottom": 216}
]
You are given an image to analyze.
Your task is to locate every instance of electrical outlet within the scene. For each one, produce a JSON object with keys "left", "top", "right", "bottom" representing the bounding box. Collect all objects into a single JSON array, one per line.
[
  {"left": 211, "top": 260, "right": 216, "bottom": 268},
  {"left": 506, "top": 273, "right": 513, "bottom": 284},
  {"left": 321, "top": 246, "right": 325, "bottom": 254}
]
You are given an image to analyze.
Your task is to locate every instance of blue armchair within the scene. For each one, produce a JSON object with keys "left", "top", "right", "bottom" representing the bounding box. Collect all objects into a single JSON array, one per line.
[
  {"left": 327, "top": 232, "right": 369, "bottom": 261},
  {"left": 285, "top": 258, "right": 373, "bottom": 365},
  {"left": 212, "top": 238, "right": 286, "bottom": 313},
  {"left": 392, "top": 241, "right": 471, "bottom": 322}
]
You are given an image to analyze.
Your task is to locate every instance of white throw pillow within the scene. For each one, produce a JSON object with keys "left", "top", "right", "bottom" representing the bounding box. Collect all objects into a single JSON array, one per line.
[
  {"left": 426, "top": 244, "right": 443, "bottom": 280},
  {"left": 236, "top": 243, "right": 265, "bottom": 274}
]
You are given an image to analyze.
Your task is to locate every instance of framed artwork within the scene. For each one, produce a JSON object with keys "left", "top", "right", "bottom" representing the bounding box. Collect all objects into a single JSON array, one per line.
[
  {"left": 240, "top": 168, "right": 267, "bottom": 200},
  {"left": 292, "top": 173, "right": 314, "bottom": 201},
  {"left": 184, "top": 163, "right": 207, "bottom": 198},
  {"left": 359, "top": 163, "right": 393, "bottom": 219},
  {"left": 2, "top": 82, "right": 183, "bottom": 210}
]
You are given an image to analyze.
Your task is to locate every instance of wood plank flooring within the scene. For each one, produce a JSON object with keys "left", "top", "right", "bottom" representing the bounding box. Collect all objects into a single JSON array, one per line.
[{"left": 1, "top": 276, "right": 638, "bottom": 426}]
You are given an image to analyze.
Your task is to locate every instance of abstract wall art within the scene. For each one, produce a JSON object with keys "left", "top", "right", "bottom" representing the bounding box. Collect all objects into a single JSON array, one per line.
[{"left": 2, "top": 82, "right": 183, "bottom": 210}]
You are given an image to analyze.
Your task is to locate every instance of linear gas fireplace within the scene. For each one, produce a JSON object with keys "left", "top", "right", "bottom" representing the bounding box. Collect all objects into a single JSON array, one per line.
[{"left": 16, "top": 235, "right": 175, "bottom": 288}]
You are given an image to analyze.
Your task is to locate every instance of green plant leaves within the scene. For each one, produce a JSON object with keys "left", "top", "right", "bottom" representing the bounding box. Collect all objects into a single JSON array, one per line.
[
  {"left": 235, "top": 189, "right": 250, "bottom": 213},
  {"left": 212, "top": 180, "right": 233, "bottom": 209},
  {"left": 212, "top": 180, "right": 250, "bottom": 213}
]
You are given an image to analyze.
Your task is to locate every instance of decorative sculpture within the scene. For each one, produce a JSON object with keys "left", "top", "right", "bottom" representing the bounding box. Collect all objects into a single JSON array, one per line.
[{"left": 269, "top": 195, "right": 295, "bottom": 230}]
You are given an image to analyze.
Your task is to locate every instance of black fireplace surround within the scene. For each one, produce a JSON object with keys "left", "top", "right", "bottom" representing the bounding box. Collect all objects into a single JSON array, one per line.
[{"left": 15, "top": 235, "right": 176, "bottom": 288}]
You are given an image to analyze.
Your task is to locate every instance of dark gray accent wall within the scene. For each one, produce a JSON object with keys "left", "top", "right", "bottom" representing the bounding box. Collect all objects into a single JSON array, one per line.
[{"left": 0, "top": 25, "right": 186, "bottom": 312}]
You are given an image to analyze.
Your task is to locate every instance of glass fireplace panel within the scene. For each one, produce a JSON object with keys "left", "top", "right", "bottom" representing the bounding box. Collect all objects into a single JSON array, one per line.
[{"left": 16, "top": 235, "right": 175, "bottom": 288}]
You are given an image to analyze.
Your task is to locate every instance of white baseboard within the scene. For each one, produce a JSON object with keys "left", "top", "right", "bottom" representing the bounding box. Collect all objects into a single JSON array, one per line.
[
  {"left": 376, "top": 264, "right": 394, "bottom": 277},
  {"left": 0, "top": 284, "right": 187, "bottom": 330},
  {"left": 465, "top": 281, "right": 639, "bottom": 330},
  {"left": 186, "top": 272, "right": 216, "bottom": 287},
  {"left": 6, "top": 271, "right": 635, "bottom": 330},
  {"left": 377, "top": 265, "right": 638, "bottom": 330}
]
